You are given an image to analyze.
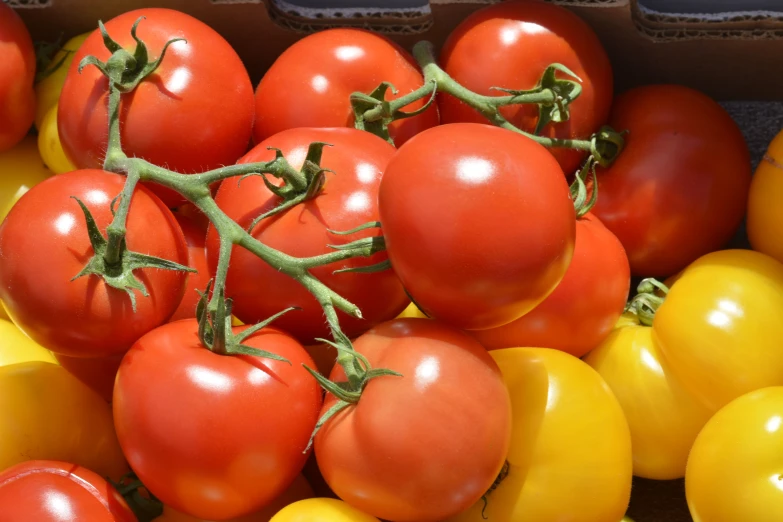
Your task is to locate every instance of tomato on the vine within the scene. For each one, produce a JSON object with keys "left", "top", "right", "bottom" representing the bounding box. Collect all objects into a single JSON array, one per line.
[
  {"left": 450, "top": 348, "right": 632, "bottom": 522},
  {"left": 379, "top": 123, "right": 575, "bottom": 330},
  {"left": 58, "top": 8, "right": 255, "bottom": 206},
  {"left": 169, "top": 212, "right": 210, "bottom": 322},
  {"left": 0, "top": 460, "right": 137, "bottom": 522},
  {"left": 207, "top": 127, "right": 408, "bottom": 344},
  {"left": 315, "top": 319, "right": 511, "bottom": 522},
  {"left": 471, "top": 212, "right": 629, "bottom": 357},
  {"left": 0, "top": 169, "right": 188, "bottom": 358},
  {"left": 113, "top": 319, "right": 322, "bottom": 520},
  {"left": 253, "top": 28, "right": 438, "bottom": 147},
  {"left": 0, "top": 2, "right": 36, "bottom": 152},
  {"left": 438, "top": 0, "right": 613, "bottom": 175},
  {"left": 0, "top": 361, "right": 128, "bottom": 480},
  {"left": 592, "top": 85, "right": 751, "bottom": 277}
]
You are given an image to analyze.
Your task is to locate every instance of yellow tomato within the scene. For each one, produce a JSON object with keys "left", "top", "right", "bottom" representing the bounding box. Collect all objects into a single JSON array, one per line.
[
  {"left": 0, "top": 361, "right": 128, "bottom": 479},
  {"left": 748, "top": 129, "right": 783, "bottom": 263},
  {"left": 34, "top": 32, "right": 91, "bottom": 129},
  {"left": 38, "top": 103, "right": 77, "bottom": 174},
  {"left": 0, "top": 319, "right": 57, "bottom": 367},
  {"left": 0, "top": 135, "right": 53, "bottom": 223},
  {"left": 270, "top": 498, "right": 379, "bottom": 522},
  {"left": 450, "top": 348, "right": 632, "bottom": 522},
  {"left": 396, "top": 302, "right": 428, "bottom": 319},
  {"left": 686, "top": 386, "right": 783, "bottom": 521},
  {"left": 654, "top": 249, "right": 783, "bottom": 412},
  {"left": 585, "top": 320, "right": 712, "bottom": 479}
]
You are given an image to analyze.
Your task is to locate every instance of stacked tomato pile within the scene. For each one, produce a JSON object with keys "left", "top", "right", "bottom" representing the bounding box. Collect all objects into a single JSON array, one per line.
[{"left": 1, "top": 1, "right": 783, "bottom": 521}]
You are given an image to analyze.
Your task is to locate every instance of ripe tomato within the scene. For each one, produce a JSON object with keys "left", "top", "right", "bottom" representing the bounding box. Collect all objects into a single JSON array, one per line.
[
  {"left": 315, "top": 319, "right": 511, "bottom": 522},
  {"left": 270, "top": 499, "right": 379, "bottom": 522},
  {"left": 747, "top": 129, "right": 783, "bottom": 263},
  {"left": 0, "top": 2, "right": 35, "bottom": 152},
  {"left": 158, "top": 474, "right": 314, "bottom": 522},
  {"left": 686, "top": 386, "right": 783, "bottom": 521},
  {"left": 0, "top": 169, "right": 188, "bottom": 357},
  {"left": 592, "top": 85, "right": 751, "bottom": 277},
  {"left": 0, "top": 135, "right": 52, "bottom": 223},
  {"left": 0, "top": 460, "right": 136, "bottom": 522},
  {"left": 38, "top": 103, "right": 77, "bottom": 174},
  {"left": 654, "top": 249, "right": 783, "bottom": 412},
  {"left": 207, "top": 127, "right": 408, "bottom": 343},
  {"left": 53, "top": 352, "right": 124, "bottom": 403},
  {"left": 379, "top": 123, "right": 575, "bottom": 330},
  {"left": 58, "top": 8, "right": 254, "bottom": 206},
  {"left": 169, "top": 213, "right": 209, "bottom": 322},
  {"left": 34, "top": 32, "right": 91, "bottom": 130},
  {"left": 449, "top": 348, "right": 632, "bottom": 522},
  {"left": 0, "top": 361, "right": 127, "bottom": 480},
  {"left": 438, "top": 0, "right": 613, "bottom": 175},
  {"left": 0, "top": 319, "right": 57, "bottom": 367},
  {"left": 584, "top": 314, "right": 713, "bottom": 480},
  {"left": 471, "top": 213, "right": 629, "bottom": 356},
  {"left": 253, "top": 28, "right": 438, "bottom": 147},
  {"left": 113, "top": 319, "right": 322, "bottom": 520}
]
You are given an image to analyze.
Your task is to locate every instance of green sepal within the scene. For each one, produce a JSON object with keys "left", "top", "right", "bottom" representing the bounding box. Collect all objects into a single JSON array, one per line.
[
  {"left": 34, "top": 33, "right": 72, "bottom": 84},
  {"left": 327, "top": 221, "right": 381, "bottom": 236},
  {"left": 333, "top": 259, "right": 391, "bottom": 275},
  {"left": 303, "top": 398, "right": 352, "bottom": 453},
  {"left": 234, "top": 306, "right": 300, "bottom": 343},
  {"left": 327, "top": 236, "right": 385, "bottom": 252},
  {"left": 109, "top": 471, "right": 163, "bottom": 522},
  {"left": 70, "top": 197, "right": 195, "bottom": 313},
  {"left": 624, "top": 278, "right": 669, "bottom": 326}
]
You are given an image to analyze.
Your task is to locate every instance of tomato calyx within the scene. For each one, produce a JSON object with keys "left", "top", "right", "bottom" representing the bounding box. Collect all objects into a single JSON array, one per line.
[
  {"left": 571, "top": 157, "right": 600, "bottom": 218},
  {"left": 480, "top": 460, "right": 510, "bottom": 519},
  {"left": 70, "top": 196, "right": 195, "bottom": 312},
  {"left": 625, "top": 278, "right": 670, "bottom": 326},
  {"left": 34, "top": 34, "right": 71, "bottom": 84},
  {"left": 590, "top": 126, "right": 627, "bottom": 168},
  {"left": 78, "top": 17, "right": 184, "bottom": 94},
  {"left": 110, "top": 471, "right": 163, "bottom": 522}
]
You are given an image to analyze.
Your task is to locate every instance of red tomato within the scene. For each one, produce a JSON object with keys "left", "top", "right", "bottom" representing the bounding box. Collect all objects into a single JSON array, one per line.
[
  {"left": 0, "top": 460, "right": 137, "bottom": 522},
  {"left": 58, "top": 8, "right": 254, "bottom": 206},
  {"left": 54, "top": 353, "right": 124, "bottom": 403},
  {"left": 470, "top": 213, "right": 630, "bottom": 357},
  {"left": 315, "top": 318, "right": 512, "bottom": 522},
  {"left": 592, "top": 85, "right": 751, "bottom": 277},
  {"left": 113, "top": 319, "right": 322, "bottom": 520},
  {"left": 169, "top": 213, "right": 210, "bottom": 322},
  {"left": 207, "top": 127, "right": 408, "bottom": 344},
  {"left": 0, "top": 3, "right": 35, "bottom": 152},
  {"left": 438, "top": 0, "right": 613, "bottom": 175},
  {"left": 253, "top": 28, "right": 438, "bottom": 147},
  {"left": 379, "top": 123, "right": 575, "bottom": 330},
  {"left": 0, "top": 169, "right": 188, "bottom": 357}
]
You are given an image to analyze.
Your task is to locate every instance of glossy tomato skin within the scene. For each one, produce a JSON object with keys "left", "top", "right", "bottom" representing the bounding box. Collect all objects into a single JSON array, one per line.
[
  {"left": 584, "top": 316, "right": 713, "bottom": 480},
  {"left": 654, "top": 249, "right": 783, "bottom": 412},
  {"left": 0, "top": 169, "right": 188, "bottom": 357},
  {"left": 593, "top": 85, "right": 751, "bottom": 277},
  {"left": 253, "top": 29, "right": 438, "bottom": 147},
  {"left": 315, "top": 319, "right": 512, "bottom": 522},
  {"left": 450, "top": 348, "right": 633, "bottom": 522},
  {"left": 270, "top": 499, "right": 379, "bottom": 522},
  {"left": 471, "top": 213, "right": 629, "bottom": 356},
  {"left": 0, "top": 3, "right": 35, "bottom": 152},
  {"left": 0, "top": 361, "right": 128, "bottom": 480},
  {"left": 113, "top": 320, "right": 322, "bottom": 520},
  {"left": 169, "top": 213, "right": 210, "bottom": 322},
  {"left": 686, "top": 386, "right": 783, "bottom": 521},
  {"left": 0, "top": 460, "right": 137, "bottom": 522},
  {"left": 438, "top": 0, "right": 613, "bottom": 175},
  {"left": 748, "top": 129, "right": 783, "bottom": 263},
  {"left": 58, "top": 8, "right": 254, "bottom": 206},
  {"left": 207, "top": 127, "right": 408, "bottom": 343},
  {"left": 379, "top": 123, "right": 575, "bottom": 330}
]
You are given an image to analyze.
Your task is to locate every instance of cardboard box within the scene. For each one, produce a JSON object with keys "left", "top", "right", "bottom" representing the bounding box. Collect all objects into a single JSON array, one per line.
[{"left": 10, "top": 1, "right": 782, "bottom": 520}]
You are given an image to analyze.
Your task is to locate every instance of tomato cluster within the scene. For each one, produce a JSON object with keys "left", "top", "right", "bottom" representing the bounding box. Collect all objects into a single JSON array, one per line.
[{"left": 0, "top": 0, "right": 779, "bottom": 521}]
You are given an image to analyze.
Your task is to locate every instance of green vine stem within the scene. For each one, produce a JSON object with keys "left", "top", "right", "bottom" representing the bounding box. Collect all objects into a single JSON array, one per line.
[
  {"left": 625, "top": 278, "right": 670, "bottom": 326},
  {"left": 352, "top": 40, "right": 626, "bottom": 169}
]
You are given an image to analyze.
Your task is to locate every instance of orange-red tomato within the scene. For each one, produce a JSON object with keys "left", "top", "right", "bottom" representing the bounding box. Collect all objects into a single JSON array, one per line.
[
  {"left": 0, "top": 2, "right": 36, "bottom": 152},
  {"left": 170, "top": 213, "right": 210, "bottom": 322}
]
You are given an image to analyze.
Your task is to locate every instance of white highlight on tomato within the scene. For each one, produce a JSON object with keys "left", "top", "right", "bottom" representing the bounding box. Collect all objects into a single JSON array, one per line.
[
  {"left": 54, "top": 213, "right": 76, "bottom": 235},
  {"left": 456, "top": 157, "right": 493, "bottom": 185},
  {"left": 247, "top": 367, "right": 271, "bottom": 386},
  {"left": 335, "top": 45, "right": 365, "bottom": 61},
  {"left": 44, "top": 489, "right": 75, "bottom": 519},
  {"left": 166, "top": 67, "right": 192, "bottom": 95},
  {"left": 187, "top": 365, "right": 233, "bottom": 393},
  {"left": 311, "top": 74, "right": 329, "bottom": 94},
  {"left": 355, "top": 162, "right": 379, "bottom": 184},
  {"left": 766, "top": 415, "right": 782, "bottom": 433},
  {"left": 85, "top": 189, "right": 110, "bottom": 205},
  {"left": 414, "top": 356, "right": 439, "bottom": 391},
  {"left": 345, "top": 191, "right": 371, "bottom": 212},
  {"left": 499, "top": 21, "right": 548, "bottom": 46}
]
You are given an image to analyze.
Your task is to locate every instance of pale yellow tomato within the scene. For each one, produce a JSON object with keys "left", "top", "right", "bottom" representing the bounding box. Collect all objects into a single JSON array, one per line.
[
  {"left": 654, "top": 249, "right": 783, "bottom": 411},
  {"left": 38, "top": 103, "right": 77, "bottom": 174},
  {"left": 0, "top": 361, "right": 128, "bottom": 479},
  {"left": 585, "top": 319, "right": 712, "bottom": 479},
  {"left": 0, "top": 135, "right": 53, "bottom": 223},
  {"left": 34, "top": 32, "right": 91, "bottom": 129},
  {"left": 748, "top": 129, "right": 783, "bottom": 263},
  {"left": 686, "top": 386, "right": 783, "bottom": 521},
  {"left": 0, "top": 319, "right": 56, "bottom": 367},
  {"left": 450, "top": 348, "right": 632, "bottom": 522},
  {"left": 270, "top": 498, "right": 379, "bottom": 522}
]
